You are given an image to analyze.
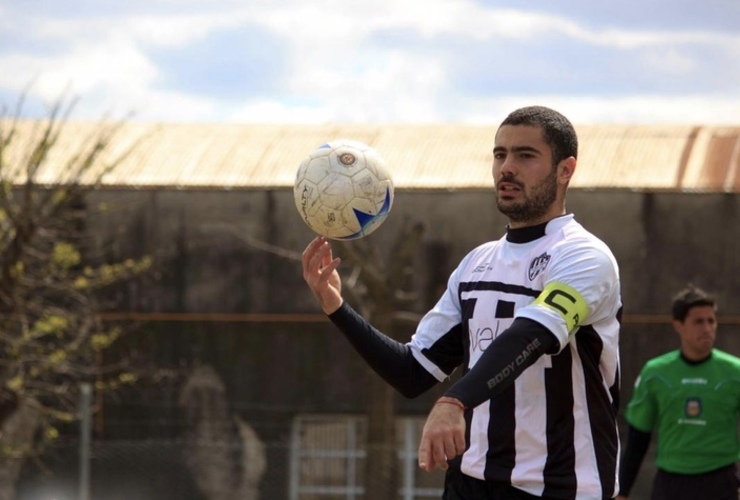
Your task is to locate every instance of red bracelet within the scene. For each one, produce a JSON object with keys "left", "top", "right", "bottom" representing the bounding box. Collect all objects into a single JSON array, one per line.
[{"left": 435, "top": 398, "right": 466, "bottom": 411}]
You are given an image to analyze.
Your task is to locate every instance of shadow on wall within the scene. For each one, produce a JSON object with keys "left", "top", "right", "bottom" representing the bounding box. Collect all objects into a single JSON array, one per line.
[{"left": 179, "top": 364, "right": 267, "bottom": 500}]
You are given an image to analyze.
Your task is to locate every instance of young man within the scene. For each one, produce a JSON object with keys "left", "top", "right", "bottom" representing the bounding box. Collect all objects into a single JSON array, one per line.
[
  {"left": 617, "top": 286, "right": 740, "bottom": 500},
  {"left": 302, "top": 106, "right": 623, "bottom": 499}
]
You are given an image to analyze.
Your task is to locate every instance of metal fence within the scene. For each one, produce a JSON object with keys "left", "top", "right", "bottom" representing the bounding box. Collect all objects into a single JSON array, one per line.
[
  {"left": 13, "top": 317, "right": 740, "bottom": 500},
  {"left": 15, "top": 414, "right": 446, "bottom": 500}
]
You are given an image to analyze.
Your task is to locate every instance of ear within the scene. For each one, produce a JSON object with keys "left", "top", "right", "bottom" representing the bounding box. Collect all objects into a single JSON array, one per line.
[
  {"left": 672, "top": 319, "right": 683, "bottom": 335},
  {"left": 558, "top": 157, "right": 576, "bottom": 185}
]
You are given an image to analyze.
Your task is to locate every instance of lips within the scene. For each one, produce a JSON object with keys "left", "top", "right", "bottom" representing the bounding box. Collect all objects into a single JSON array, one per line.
[{"left": 498, "top": 182, "right": 522, "bottom": 193}]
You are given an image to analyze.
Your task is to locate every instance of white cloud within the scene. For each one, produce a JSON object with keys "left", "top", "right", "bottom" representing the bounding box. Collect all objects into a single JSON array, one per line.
[
  {"left": 229, "top": 53, "right": 448, "bottom": 123},
  {"left": 0, "top": 0, "right": 738, "bottom": 124},
  {"left": 460, "top": 94, "right": 740, "bottom": 125},
  {"left": 0, "top": 40, "right": 157, "bottom": 104},
  {"left": 639, "top": 48, "right": 697, "bottom": 76}
]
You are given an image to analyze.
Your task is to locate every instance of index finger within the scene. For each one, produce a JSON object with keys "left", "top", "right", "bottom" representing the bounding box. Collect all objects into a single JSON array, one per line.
[
  {"left": 301, "top": 236, "right": 325, "bottom": 267},
  {"left": 417, "top": 437, "right": 435, "bottom": 472}
]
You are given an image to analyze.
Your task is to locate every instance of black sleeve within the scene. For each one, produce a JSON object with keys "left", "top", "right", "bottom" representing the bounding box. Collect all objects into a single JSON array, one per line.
[
  {"left": 618, "top": 425, "right": 652, "bottom": 496},
  {"left": 327, "top": 301, "right": 439, "bottom": 398},
  {"left": 443, "top": 318, "right": 559, "bottom": 409}
]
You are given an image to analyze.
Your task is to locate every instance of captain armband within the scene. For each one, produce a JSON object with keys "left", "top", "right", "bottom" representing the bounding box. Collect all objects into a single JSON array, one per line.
[{"left": 533, "top": 281, "right": 589, "bottom": 333}]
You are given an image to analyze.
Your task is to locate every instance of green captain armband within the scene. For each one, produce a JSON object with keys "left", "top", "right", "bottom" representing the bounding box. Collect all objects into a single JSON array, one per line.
[{"left": 533, "top": 282, "right": 589, "bottom": 333}]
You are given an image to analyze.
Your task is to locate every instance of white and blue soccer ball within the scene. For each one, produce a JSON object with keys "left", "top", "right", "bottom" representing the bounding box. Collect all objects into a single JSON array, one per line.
[{"left": 294, "top": 140, "right": 394, "bottom": 240}]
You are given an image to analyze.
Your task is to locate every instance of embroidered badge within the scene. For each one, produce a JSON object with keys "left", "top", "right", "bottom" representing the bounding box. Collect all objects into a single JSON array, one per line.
[{"left": 528, "top": 252, "right": 551, "bottom": 281}]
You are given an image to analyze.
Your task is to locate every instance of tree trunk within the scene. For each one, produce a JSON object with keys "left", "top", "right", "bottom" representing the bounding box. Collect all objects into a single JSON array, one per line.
[
  {"left": 364, "top": 373, "right": 398, "bottom": 500},
  {"left": 0, "top": 398, "right": 42, "bottom": 500},
  {"left": 363, "top": 306, "right": 398, "bottom": 500},
  {"left": 338, "top": 222, "right": 425, "bottom": 499}
]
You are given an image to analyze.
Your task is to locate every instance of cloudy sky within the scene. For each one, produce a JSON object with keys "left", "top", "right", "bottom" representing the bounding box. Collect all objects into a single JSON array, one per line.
[{"left": 1, "top": 0, "right": 739, "bottom": 125}]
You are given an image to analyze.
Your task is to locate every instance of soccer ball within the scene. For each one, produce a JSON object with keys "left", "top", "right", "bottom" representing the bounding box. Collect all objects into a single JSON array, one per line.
[{"left": 294, "top": 140, "right": 394, "bottom": 240}]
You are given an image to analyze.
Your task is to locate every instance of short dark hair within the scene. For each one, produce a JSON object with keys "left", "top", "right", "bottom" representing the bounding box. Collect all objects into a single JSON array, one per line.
[
  {"left": 671, "top": 285, "right": 717, "bottom": 322},
  {"left": 500, "top": 106, "right": 578, "bottom": 165}
]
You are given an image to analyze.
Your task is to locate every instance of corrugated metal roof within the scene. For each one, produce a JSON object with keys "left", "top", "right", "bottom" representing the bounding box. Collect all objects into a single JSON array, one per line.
[{"left": 2, "top": 119, "right": 739, "bottom": 191}]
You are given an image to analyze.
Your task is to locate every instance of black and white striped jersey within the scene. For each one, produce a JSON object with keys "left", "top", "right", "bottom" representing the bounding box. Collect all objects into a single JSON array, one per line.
[{"left": 409, "top": 214, "right": 622, "bottom": 499}]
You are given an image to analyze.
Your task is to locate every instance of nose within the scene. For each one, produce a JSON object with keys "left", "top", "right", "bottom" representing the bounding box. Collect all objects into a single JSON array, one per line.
[
  {"left": 494, "top": 156, "right": 516, "bottom": 180},
  {"left": 499, "top": 156, "right": 513, "bottom": 174}
]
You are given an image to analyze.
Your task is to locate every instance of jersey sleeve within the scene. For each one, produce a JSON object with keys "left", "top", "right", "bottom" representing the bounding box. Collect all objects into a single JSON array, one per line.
[
  {"left": 515, "top": 241, "right": 621, "bottom": 352},
  {"left": 624, "top": 367, "right": 659, "bottom": 432},
  {"left": 407, "top": 256, "right": 467, "bottom": 381}
]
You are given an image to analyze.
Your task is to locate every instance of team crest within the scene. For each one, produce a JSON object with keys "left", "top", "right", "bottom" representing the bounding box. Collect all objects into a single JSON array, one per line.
[
  {"left": 528, "top": 252, "right": 551, "bottom": 281},
  {"left": 685, "top": 397, "right": 702, "bottom": 418}
]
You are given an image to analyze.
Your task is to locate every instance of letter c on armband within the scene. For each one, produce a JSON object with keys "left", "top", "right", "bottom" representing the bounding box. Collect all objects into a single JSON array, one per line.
[{"left": 533, "top": 282, "right": 589, "bottom": 333}]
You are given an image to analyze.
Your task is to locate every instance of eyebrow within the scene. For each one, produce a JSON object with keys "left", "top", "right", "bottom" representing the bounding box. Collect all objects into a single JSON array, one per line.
[{"left": 493, "top": 145, "right": 542, "bottom": 155}]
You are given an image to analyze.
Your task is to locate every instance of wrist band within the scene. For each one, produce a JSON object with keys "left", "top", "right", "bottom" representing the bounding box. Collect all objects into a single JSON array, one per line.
[{"left": 435, "top": 398, "right": 466, "bottom": 411}]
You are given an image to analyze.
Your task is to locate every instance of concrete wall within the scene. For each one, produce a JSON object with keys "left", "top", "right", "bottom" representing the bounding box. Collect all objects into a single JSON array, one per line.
[
  {"left": 85, "top": 188, "right": 740, "bottom": 498},
  {"left": 87, "top": 187, "right": 740, "bottom": 393}
]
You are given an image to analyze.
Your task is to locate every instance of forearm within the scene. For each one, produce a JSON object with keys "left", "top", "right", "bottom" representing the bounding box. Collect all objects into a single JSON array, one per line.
[
  {"left": 328, "top": 302, "right": 438, "bottom": 398},
  {"left": 618, "top": 425, "right": 652, "bottom": 496},
  {"left": 444, "top": 318, "right": 558, "bottom": 409}
]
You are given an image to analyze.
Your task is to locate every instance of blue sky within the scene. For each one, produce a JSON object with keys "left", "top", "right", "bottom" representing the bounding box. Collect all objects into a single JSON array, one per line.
[{"left": 1, "top": 0, "right": 739, "bottom": 124}]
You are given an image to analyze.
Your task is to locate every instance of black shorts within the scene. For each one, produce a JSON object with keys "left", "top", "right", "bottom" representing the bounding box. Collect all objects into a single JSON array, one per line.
[
  {"left": 651, "top": 463, "right": 739, "bottom": 500},
  {"left": 442, "top": 468, "right": 541, "bottom": 500}
]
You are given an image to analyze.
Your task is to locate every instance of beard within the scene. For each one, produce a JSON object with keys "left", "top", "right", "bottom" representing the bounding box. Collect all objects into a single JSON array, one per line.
[{"left": 496, "top": 167, "right": 558, "bottom": 224}]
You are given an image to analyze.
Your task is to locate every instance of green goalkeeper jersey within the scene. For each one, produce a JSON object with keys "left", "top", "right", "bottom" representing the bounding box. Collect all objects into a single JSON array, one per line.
[{"left": 625, "top": 348, "right": 740, "bottom": 474}]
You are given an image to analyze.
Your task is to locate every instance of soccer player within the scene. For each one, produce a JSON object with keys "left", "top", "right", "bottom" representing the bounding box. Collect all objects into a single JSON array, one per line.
[
  {"left": 302, "top": 106, "right": 623, "bottom": 499},
  {"left": 616, "top": 286, "right": 740, "bottom": 500}
]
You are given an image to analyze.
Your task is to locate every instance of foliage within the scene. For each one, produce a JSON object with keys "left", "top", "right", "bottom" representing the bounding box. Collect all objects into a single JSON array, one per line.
[{"left": 0, "top": 96, "right": 152, "bottom": 457}]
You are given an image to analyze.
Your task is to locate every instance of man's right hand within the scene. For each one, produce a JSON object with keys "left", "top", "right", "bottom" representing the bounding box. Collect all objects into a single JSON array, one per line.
[
  {"left": 417, "top": 397, "right": 467, "bottom": 472},
  {"left": 302, "top": 236, "right": 344, "bottom": 314}
]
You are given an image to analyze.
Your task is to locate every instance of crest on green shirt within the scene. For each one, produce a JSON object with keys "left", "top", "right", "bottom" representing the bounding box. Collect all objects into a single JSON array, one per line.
[{"left": 684, "top": 397, "right": 702, "bottom": 418}]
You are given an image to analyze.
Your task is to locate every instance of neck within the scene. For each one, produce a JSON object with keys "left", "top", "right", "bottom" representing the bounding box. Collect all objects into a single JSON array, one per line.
[
  {"left": 508, "top": 206, "right": 566, "bottom": 230},
  {"left": 681, "top": 349, "right": 712, "bottom": 363}
]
